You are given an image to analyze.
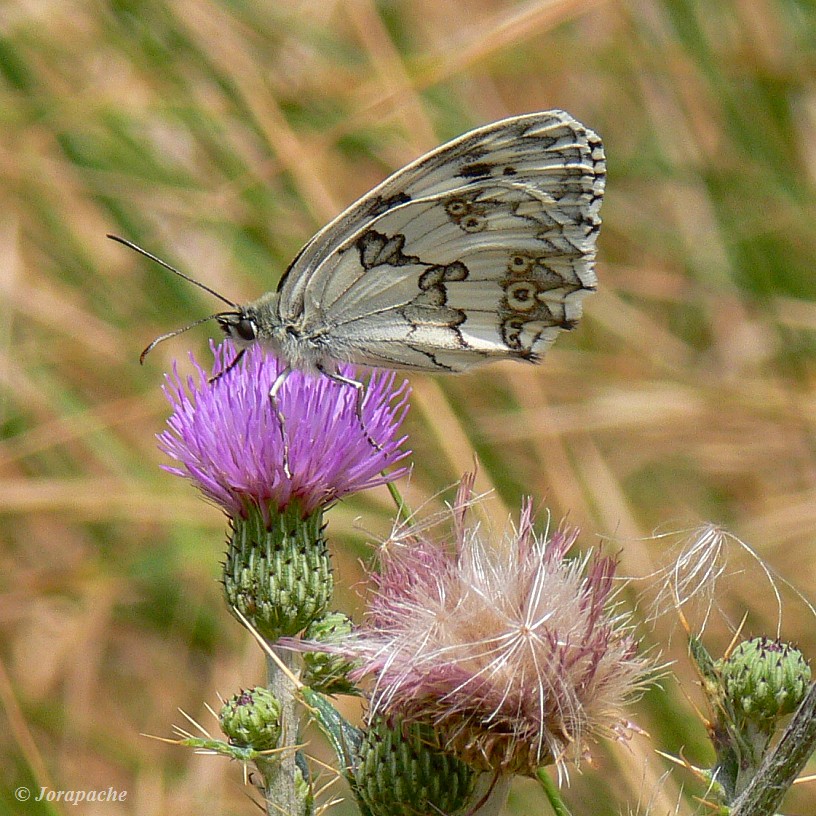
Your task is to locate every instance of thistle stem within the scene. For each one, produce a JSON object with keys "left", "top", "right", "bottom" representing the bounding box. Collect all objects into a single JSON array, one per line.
[
  {"left": 258, "top": 648, "right": 302, "bottom": 816},
  {"left": 386, "top": 479, "right": 412, "bottom": 524},
  {"left": 535, "top": 768, "right": 573, "bottom": 816}
]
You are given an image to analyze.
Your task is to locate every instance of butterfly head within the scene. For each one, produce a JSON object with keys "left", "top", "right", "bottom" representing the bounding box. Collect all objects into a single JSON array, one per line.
[
  {"left": 217, "top": 291, "right": 284, "bottom": 349},
  {"left": 217, "top": 308, "right": 259, "bottom": 347},
  {"left": 137, "top": 292, "right": 281, "bottom": 365}
]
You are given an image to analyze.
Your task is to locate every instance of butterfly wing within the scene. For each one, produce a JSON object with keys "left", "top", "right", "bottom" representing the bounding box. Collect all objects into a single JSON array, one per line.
[{"left": 277, "top": 111, "right": 605, "bottom": 372}]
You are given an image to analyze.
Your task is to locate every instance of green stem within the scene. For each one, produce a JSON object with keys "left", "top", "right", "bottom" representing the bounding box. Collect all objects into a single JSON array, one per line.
[
  {"left": 535, "top": 768, "right": 573, "bottom": 816},
  {"left": 257, "top": 648, "right": 303, "bottom": 816},
  {"left": 386, "top": 479, "right": 412, "bottom": 524}
]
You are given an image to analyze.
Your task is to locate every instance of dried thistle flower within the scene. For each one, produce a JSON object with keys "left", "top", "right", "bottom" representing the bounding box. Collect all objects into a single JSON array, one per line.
[{"left": 349, "top": 476, "right": 652, "bottom": 776}]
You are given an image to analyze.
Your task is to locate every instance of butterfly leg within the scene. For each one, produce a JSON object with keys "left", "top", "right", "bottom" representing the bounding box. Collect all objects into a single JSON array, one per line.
[
  {"left": 269, "top": 366, "right": 293, "bottom": 477},
  {"left": 316, "top": 365, "right": 383, "bottom": 452},
  {"left": 207, "top": 347, "right": 246, "bottom": 384}
]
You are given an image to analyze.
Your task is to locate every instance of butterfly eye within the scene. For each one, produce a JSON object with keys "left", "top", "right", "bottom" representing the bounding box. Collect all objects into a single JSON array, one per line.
[{"left": 233, "top": 318, "right": 257, "bottom": 342}]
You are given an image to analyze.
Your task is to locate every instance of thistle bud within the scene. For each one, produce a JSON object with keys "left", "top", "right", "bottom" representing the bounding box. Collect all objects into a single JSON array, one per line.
[
  {"left": 354, "top": 716, "right": 478, "bottom": 816},
  {"left": 719, "top": 637, "right": 810, "bottom": 730},
  {"left": 219, "top": 687, "right": 282, "bottom": 751},
  {"left": 301, "top": 612, "right": 359, "bottom": 694},
  {"left": 223, "top": 502, "right": 332, "bottom": 640}
]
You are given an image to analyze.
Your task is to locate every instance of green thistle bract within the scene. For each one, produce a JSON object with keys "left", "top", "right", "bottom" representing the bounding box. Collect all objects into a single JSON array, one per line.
[{"left": 354, "top": 716, "right": 478, "bottom": 816}]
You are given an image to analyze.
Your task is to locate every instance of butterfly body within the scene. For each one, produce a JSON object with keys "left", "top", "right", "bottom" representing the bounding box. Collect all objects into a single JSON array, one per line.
[{"left": 218, "top": 291, "right": 342, "bottom": 374}]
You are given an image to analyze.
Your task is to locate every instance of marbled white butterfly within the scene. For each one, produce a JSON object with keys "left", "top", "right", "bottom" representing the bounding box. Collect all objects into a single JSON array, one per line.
[{"left": 115, "top": 110, "right": 604, "bottom": 384}]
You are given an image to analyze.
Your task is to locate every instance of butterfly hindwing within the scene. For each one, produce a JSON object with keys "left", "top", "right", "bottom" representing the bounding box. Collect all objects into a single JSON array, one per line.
[{"left": 275, "top": 111, "right": 605, "bottom": 372}]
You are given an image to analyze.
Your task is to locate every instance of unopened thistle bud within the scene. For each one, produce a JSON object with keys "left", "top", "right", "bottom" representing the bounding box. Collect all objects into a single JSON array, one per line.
[
  {"left": 354, "top": 716, "right": 478, "bottom": 816},
  {"left": 301, "top": 612, "right": 359, "bottom": 694},
  {"left": 220, "top": 687, "right": 282, "bottom": 751},
  {"left": 719, "top": 637, "right": 810, "bottom": 732}
]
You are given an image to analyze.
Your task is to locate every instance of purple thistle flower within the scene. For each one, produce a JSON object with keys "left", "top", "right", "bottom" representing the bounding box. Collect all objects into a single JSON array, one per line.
[
  {"left": 158, "top": 341, "right": 411, "bottom": 519},
  {"left": 348, "top": 475, "right": 651, "bottom": 777}
]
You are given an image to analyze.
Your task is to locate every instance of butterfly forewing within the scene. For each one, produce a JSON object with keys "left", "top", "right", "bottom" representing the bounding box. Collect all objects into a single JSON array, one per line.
[{"left": 275, "top": 110, "right": 604, "bottom": 372}]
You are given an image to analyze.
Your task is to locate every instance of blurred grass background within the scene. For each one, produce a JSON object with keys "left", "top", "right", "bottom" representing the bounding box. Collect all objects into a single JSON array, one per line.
[{"left": 2, "top": 0, "right": 816, "bottom": 813}]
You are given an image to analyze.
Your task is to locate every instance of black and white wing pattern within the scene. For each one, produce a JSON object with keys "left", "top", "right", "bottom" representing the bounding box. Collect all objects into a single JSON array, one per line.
[{"left": 276, "top": 110, "right": 605, "bottom": 372}]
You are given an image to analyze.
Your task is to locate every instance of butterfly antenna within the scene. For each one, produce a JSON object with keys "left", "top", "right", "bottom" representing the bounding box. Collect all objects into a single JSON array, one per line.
[
  {"left": 107, "top": 234, "right": 239, "bottom": 308},
  {"left": 139, "top": 312, "right": 237, "bottom": 364}
]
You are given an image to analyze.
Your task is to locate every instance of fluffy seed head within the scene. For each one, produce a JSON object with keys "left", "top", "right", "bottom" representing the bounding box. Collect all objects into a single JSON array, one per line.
[{"left": 350, "top": 476, "right": 651, "bottom": 776}]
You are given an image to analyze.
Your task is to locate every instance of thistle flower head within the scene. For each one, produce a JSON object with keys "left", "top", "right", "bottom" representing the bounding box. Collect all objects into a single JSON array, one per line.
[
  {"left": 158, "top": 341, "right": 410, "bottom": 519},
  {"left": 349, "top": 477, "right": 651, "bottom": 776}
]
